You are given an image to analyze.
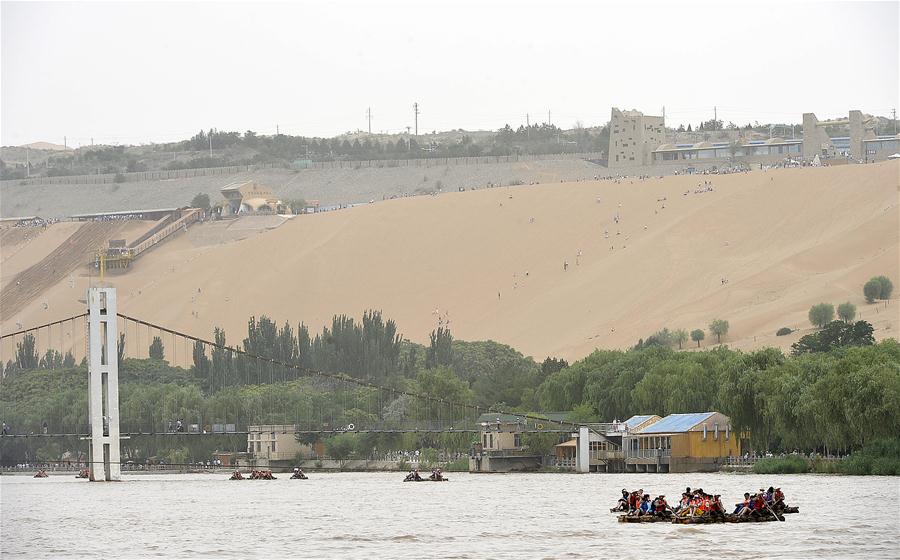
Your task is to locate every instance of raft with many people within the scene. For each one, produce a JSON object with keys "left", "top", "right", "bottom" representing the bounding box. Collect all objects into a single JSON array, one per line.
[{"left": 612, "top": 485, "right": 795, "bottom": 525}]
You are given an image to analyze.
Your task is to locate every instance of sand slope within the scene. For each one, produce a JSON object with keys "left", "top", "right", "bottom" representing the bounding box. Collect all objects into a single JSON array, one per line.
[{"left": 2, "top": 162, "right": 898, "bottom": 361}]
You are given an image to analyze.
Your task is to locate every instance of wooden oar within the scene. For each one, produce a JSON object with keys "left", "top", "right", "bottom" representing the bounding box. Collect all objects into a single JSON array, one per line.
[{"left": 764, "top": 500, "right": 785, "bottom": 522}]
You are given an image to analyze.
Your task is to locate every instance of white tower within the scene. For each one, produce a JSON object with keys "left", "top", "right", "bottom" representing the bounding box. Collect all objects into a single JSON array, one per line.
[{"left": 87, "top": 287, "right": 122, "bottom": 481}]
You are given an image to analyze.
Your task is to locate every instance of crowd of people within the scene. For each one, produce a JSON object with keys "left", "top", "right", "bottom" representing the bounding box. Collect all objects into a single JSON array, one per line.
[
  {"left": 248, "top": 469, "right": 276, "bottom": 480},
  {"left": 9, "top": 217, "right": 56, "bottom": 228},
  {"left": 733, "top": 486, "right": 786, "bottom": 517},
  {"left": 614, "top": 486, "right": 788, "bottom": 520}
]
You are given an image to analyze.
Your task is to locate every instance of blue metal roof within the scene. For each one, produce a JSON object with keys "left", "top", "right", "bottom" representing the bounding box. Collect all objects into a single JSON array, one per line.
[
  {"left": 638, "top": 412, "right": 716, "bottom": 434},
  {"left": 624, "top": 414, "right": 655, "bottom": 429}
]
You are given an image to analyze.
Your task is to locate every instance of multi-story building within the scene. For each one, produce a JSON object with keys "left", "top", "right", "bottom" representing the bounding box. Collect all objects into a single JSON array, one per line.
[{"left": 608, "top": 108, "right": 666, "bottom": 168}]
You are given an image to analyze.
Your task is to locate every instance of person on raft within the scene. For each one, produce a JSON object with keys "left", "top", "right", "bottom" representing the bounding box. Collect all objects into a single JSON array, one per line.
[
  {"left": 429, "top": 468, "right": 444, "bottom": 481},
  {"left": 614, "top": 489, "right": 629, "bottom": 512},
  {"left": 404, "top": 469, "right": 423, "bottom": 481},
  {"left": 230, "top": 471, "right": 244, "bottom": 480},
  {"left": 650, "top": 495, "right": 672, "bottom": 518},
  {"left": 771, "top": 487, "right": 786, "bottom": 511}
]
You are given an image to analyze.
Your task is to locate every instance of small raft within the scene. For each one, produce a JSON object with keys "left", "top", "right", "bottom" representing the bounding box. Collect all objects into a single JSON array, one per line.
[
  {"left": 403, "top": 477, "right": 449, "bottom": 482},
  {"left": 617, "top": 515, "right": 670, "bottom": 523}
]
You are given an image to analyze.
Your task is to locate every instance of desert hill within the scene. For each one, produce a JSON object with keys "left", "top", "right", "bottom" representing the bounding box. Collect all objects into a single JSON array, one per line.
[{"left": 1, "top": 161, "right": 897, "bottom": 362}]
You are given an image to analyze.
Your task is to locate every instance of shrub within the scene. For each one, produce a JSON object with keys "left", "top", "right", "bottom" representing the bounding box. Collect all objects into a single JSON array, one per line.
[
  {"left": 837, "top": 302, "right": 856, "bottom": 322},
  {"left": 808, "top": 303, "right": 835, "bottom": 328},
  {"left": 444, "top": 457, "right": 469, "bottom": 472},
  {"left": 776, "top": 327, "right": 793, "bottom": 336},
  {"left": 752, "top": 455, "right": 810, "bottom": 474}
]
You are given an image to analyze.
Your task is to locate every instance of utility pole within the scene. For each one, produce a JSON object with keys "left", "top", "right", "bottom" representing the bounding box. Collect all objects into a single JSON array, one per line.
[
  {"left": 276, "top": 124, "right": 280, "bottom": 135},
  {"left": 893, "top": 108, "right": 897, "bottom": 134},
  {"left": 208, "top": 133, "right": 212, "bottom": 157},
  {"left": 64, "top": 136, "right": 67, "bottom": 149},
  {"left": 413, "top": 102, "right": 419, "bottom": 136},
  {"left": 367, "top": 107, "right": 372, "bottom": 134},
  {"left": 548, "top": 109, "right": 551, "bottom": 126},
  {"left": 714, "top": 106, "right": 717, "bottom": 122},
  {"left": 91, "top": 137, "right": 94, "bottom": 147},
  {"left": 526, "top": 114, "right": 530, "bottom": 139}
]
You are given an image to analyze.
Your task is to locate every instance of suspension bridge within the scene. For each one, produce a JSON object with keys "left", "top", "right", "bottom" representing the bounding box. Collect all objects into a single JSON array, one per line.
[{"left": 1, "top": 288, "right": 583, "bottom": 479}]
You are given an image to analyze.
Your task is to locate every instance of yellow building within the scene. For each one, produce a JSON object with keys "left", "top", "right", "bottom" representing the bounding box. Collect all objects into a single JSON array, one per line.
[{"left": 624, "top": 412, "right": 740, "bottom": 473}]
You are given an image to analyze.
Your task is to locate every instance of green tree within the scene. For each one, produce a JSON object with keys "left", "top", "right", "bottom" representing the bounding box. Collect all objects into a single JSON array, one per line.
[
  {"left": 541, "top": 357, "right": 568, "bottom": 376},
  {"left": 192, "top": 340, "right": 210, "bottom": 381},
  {"left": 521, "top": 432, "right": 564, "bottom": 457},
  {"left": 190, "top": 193, "right": 211, "bottom": 211},
  {"left": 15, "top": 334, "right": 39, "bottom": 370},
  {"left": 118, "top": 333, "right": 126, "bottom": 365},
  {"left": 809, "top": 303, "right": 835, "bottom": 328},
  {"left": 325, "top": 433, "right": 357, "bottom": 463},
  {"left": 791, "top": 320, "right": 875, "bottom": 355},
  {"left": 149, "top": 336, "right": 165, "bottom": 360},
  {"left": 426, "top": 327, "right": 453, "bottom": 368},
  {"left": 875, "top": 276, "right": 894, "bottom": 300},
  {"left": 709, "top": 319, "right": 730, "bottom": 343},
  {"left": 673, "top": 329, "right": 688, "bottom": 350},
  {"left": 864, "top": 278, "right": 882, "bottom": 303},
  {"left": 690, "top": 329, "right": 705, "bottom": 348},
  {"left": 837, "top": 302, "right": 857, "bottom": 323}
]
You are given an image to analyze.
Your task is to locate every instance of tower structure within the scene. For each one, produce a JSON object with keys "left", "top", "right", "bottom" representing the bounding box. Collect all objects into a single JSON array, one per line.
[{"left": 87, "top": 287, "right": 122, "bottom": 481}]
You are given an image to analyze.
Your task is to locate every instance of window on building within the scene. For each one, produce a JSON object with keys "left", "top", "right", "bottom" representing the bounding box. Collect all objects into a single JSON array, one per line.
[
  {"left": 256, "top": 441, "right": 261, "bottom": 452},
  {"left": 272, "top": 441, "right": 277, "bottom": 452},
  {"left": 483, "top": 434, "right": 487, "bottom": 447},
  {"left": 489, "top": 434, "right": 494, "bottom": 449},
  {"left": 514, "top": 434, "right": 522, "bottom": 448}
]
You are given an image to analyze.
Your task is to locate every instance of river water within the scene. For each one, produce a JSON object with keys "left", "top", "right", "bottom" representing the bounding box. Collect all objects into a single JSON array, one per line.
[{"left": 2, "top": 472, "right": 898, "bottom": 559}]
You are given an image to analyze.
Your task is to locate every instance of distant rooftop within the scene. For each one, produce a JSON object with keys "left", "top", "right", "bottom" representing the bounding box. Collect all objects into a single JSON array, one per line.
[
  {"left": 623, "top": 414, "right": 655, "bottom": 429},
  {"left": 637, "top": 412, "right": 716, "bottom": 434}
]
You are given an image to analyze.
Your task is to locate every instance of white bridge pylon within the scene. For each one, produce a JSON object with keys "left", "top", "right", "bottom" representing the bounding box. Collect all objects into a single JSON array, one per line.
[{"left": 88, "top": 287, "right": 122, "bottom": 481}]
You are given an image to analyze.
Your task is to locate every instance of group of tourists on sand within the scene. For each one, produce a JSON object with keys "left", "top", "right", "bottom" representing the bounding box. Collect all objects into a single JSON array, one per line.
[{"left": 614, "top": 486, "right": 789, "bottom": 520}]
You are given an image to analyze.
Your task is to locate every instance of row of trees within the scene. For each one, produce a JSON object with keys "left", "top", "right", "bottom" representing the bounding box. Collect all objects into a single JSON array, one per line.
[
  {"left": 538, "top": 336, "right": 897, "bottom": 454},
  {"left": 3, "top": 302, "right": 896, "bottom": 465},
  {"left": 633, "top": 319, "right": 730, "bottom": 350},
  {"left": 808, "top": 302, "right": 857, "bottom": 327}
]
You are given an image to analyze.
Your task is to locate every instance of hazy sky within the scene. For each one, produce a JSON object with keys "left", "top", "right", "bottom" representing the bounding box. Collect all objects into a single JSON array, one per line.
[{"left": 2, "top": 1, "right": 898, "bottom": 147}]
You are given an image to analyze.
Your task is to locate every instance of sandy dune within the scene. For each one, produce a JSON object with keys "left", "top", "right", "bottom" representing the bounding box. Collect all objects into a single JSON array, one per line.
[{"left": 2, "top": 162, "right": 898, "bottom": 362}]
